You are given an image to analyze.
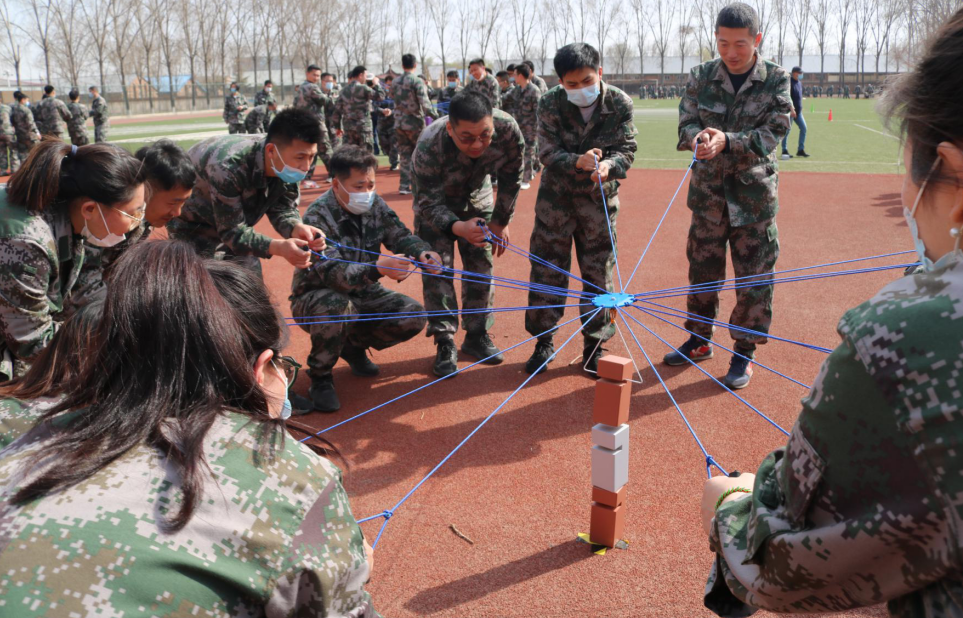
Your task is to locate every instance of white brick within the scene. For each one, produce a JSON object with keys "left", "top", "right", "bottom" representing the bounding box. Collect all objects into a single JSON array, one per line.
[
  {"left": 591, "top": 445, "right": 628, "bottom": 492},
  {"left": 591, "top": 423, "right": 630, "bottom": 451}
]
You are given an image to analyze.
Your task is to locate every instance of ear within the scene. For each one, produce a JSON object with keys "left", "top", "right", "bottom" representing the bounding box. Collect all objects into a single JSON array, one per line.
[
  {"left": 79, "top": 199, "right": 99, "bottom": 221},
  {"left": 598, "top": 67, "right": 604, "bottom": 79},
  {"left": 937, "top": 141, "right": 963, "bottom": 227},
  {"left": 253, "top": 348, "right": 274, "bottom": 387},
  {"left": 755, "top": 32, "right": 764, "bottom": 47}
]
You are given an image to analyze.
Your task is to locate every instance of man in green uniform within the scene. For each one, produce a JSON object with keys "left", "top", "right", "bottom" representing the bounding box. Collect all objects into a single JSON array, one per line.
[
  {"left": 512, "top": 64, "right": 541, "bottom": 190},
  {"left": 8, "top": 93, "right": 38, "bottom": 173},
  {"left": 437, "top": 70, "right": 463, "bottom": 103},
  {"left": 330, "top": 66, "right": 388, "bottom": 153},
  {"left": 321, "top": 72, "right": 342, "bottom": 155},
  {"left": 223, "top": 82, "right": 248, "bottom": 134},
  {"left": 37, "top": 85, "right": 71, "bottom": 139},
  {"left": 293, "top": 65, "right": 334, "bottom": 187},
  {"left": 377, "top": 75, "right": 398, "bottom": 170},
  {"left": 244, "top": 101, "right": 278, "bottom": 134},
  {"left": 390, "top": 53, "right": 437, "bottom": 195},
  {"left": 66, "top": 90, "right": 89, "bottom": 146},
  {"left": 464, "top": 58, "right": 501, "bottom": 110},
  {"left": 88, "top": 86, "right": 110, "bottom": 143},
  {"left": 0, "top": 103, "right": 15, "bottom": 176}
]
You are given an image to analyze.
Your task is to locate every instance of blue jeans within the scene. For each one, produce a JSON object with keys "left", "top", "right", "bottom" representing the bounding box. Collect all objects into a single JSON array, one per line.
[{"left": 782, "top": 113, "right": 807, "bottom": 152}]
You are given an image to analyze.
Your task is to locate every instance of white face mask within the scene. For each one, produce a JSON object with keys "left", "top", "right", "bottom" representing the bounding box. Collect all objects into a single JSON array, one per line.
[
  {"left": 82, "top": 204, "right": 128, "bottom": 248},
  {"left": 904, "top": 158, "right": 962, "bottom": 272},
  {"left": 265, "top": 87, "right": 272, "bottom": 93},
  {"left": 337, "top": 181, "right": 374, "bottom": 215},
  {"left": 565, "top": 80, "right": 601, "bottom": 107}
]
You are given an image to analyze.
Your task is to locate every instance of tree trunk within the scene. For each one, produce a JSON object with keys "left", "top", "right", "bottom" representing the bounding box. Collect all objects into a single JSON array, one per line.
[
  {"left": 119, "top": 62, "right": 130, "bottom": 114},
  {"left": 166, "top": 60, "right": 176, "bottom": 110},
  {"left": 191, "top": 57, "right": 197, "bottom": 109}
]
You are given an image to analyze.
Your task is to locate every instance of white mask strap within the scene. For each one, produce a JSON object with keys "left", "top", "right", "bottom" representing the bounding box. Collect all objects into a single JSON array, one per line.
[{"left": 911, "top": 157, "right": 942, "bottom": 217}]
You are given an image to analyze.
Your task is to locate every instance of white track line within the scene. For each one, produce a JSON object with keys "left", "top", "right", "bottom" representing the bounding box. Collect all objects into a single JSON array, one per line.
[{"left": 854, "top": 123, "right": 900, "bottom": 140}]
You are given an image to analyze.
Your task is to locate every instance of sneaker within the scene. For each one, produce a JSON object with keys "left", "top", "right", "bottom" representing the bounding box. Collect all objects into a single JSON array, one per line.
[
  {"left": 433, "top": 339, "right": 459, "bottom": 377},
  {"left": 583, "top": 340, "right": 606, "bottom": 375},
  {"left": 390, "top": 163, "right": 398, "bottom": 171},
  {"left": 723, "top": 355, "right": 754, "bottom": 390},
  {"left": 663, "top": 335, "right": 714, "bottom": 366},
  {"left": 796, "top": 150, "right": 811, "bottom": 158},
  {"left": 341, "top": 343, "right": 380, "bottom": 377},
  {"left": 290, "top": 392, "right": 316, "bottom": 416},
  {"left": 399, "top": 188, "right": 412, "bottom": 195},
  {"left": 780, "top": 151, "right": 793, "bottom": 160},
  {"left": 520, "top": 182, "right": 531, "bottom": 190},
  {"left": 460, "top": 332, "right": 504, "bottom": 365},
  {"left": 302, "top": 180, "right": 319, "bottom": 189},
  {"left": 308, "top": 375, "right": 341, "bottom": 412},
  {"left": 524, "top": 339, "right": 555, "bottom": 375}
]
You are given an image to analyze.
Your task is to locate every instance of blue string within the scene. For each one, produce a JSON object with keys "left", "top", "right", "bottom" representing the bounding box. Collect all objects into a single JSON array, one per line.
[
  {"left": 485, "top": 231, "right": 609, "bottom": 295},
  {"left": 621, "top": 309, "right": 791, "bottom": 436},
  {"left": 615, "top": 306, "right": 728, "bottom": 479},
  {"left": 287, "top": 303, "right": 592, "bottom": 326},
  {"left": 593, "top": 154, "right": 624, "bottom": 293}
]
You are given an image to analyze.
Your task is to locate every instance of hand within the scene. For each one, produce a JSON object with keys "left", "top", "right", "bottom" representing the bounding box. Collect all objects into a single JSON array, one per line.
[
  {"left": 487, "top": 222, "right": 509, "bottom": 257},
  {"left": 576, "top": 148, "right": 604, "bottom": 173},
  {"left": 452, "top": 217, "right": 490, "bottom": 247},
  {"left": 791, "top": 110, "right": 797, "bottom": 119},
  {"left": 382, "top": 108, "right": 392, "bottom": 117},
  {"left": 336, "top": 129, "right": 344, "bottom": 138},
  {"left": 363, "top": 538, "right": 375, "bottom": 576},
  {"left": 692, "top": 127, "right": 727, "bottom": 161},
  {"left": 371, "top": 76, "right": 380, "bottom": 86},
  {"left": 270, "top": 238, "right": 312, "bottom": 269},
  {"left": 376, "top": 253, "right": 414, "bottom": 281},
  {"left": 418, "top": 251, "right": 443, "bottom": 274},
  {"left": 701, "top": 473, "right": 756, "bottom": 536},
  {"left": 591, "top": 161, "right": 612, "bottom": 184},
  {"left": 291, "top": 223, "right": 327, "bottom": 252}
]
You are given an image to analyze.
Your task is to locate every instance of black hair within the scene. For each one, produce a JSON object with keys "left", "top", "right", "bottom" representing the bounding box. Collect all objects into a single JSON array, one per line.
[
  {"left": 449, "top": 90, "right": 492, "bottom": 124},
  {"left": 496, "top": 71, "right": 509, "bottom": 80},
  {"left": 14, "top": 91, "right": 25, "bottom": 101},
  {"left": 402, "top": 53, "right": 416, "bottom": 69},
  {"left": 307, "top": 64, "right": 321, "bottom": 73},
  {"left": 7, "top": 140, "right": 146, "bottom": 214},
  {"left": 320, "top": 72, "right": 333, "bottom": 80},
  {"left": 553, "top": 43, "right": 601, "bottom": 79},
  {"left": 506, "top": 64, "right": 516, "bottom": 72},
  {"left": 446, "top": 70, "right": 459, "bottom": 79},
  {"left": 266, "top": 107, "right": 323, "bottom": 147},
  {"left": 134, "top": 139, "right": 197, "bottom": 192},
  {"left": 44, "top": 85, "right": 54, "bottom": 95},
  {"left": 329, "top": 144, "right": 378, "bottom": 180},
  {"left": 349, "top": 65, "right": 366, "bottom": 79},
  {"left": 68, "top": 89, "right": 80, "bottom": 101},
  {"left": 485, "top": 67, "right": 493, "bottom": 74},
  {"left": 469, "top": 58, "right": 486, "bottom": 68},
  {"left": 88, "top": 85, "right": 98, "bottom": 92},
  {"left": 515, "top": 64, "right": 531, "bottom": 79},
  {"left": 384, "top": 74, "right": 394, "bottom": 82},
  {"left": 715, "top": 3, "right": 760, "bottom": 36},
  {"left": 523, "top": 60, "right": 535, "bottom": 71},
  {"left": 264, "top": 79, "right": 273, "bottom": 86}
]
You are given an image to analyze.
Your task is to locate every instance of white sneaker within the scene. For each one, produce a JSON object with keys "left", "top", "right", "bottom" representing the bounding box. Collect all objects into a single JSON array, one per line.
[
  {"left": 399, "top": 188, "right": 412, "bottom": 195},
  {"left": 780, "top": 153, "right": 791, "bottom": 160},
  {"left": 302, "top": 180, "right": 319, "bottom": 189},
  {"left": 520, "top": 182, "right": 531, "bottom": 190}
]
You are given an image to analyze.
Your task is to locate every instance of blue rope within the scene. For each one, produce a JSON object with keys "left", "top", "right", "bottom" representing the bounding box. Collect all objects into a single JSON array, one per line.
[
  {"left": 287, "top": 303, "right": 592, "bottom": 326},
  {"left": 622, "top": 309, "right": 791, "bottom": 436},
  {"left": 485, "top": 231, "right": 609, "bottom": 295},
  {"left": 615, "top": 306, "right": 728, "bottom": 479},
  {"left": 593, "top": 154, "right": 624, "bottom": 293}
]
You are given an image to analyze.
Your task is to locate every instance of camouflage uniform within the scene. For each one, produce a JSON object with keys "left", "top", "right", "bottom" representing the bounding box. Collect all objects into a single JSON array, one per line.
[
  {"left": 514, "top": 82, "right": 540, "bottom": 182},
  {"left": 325, "top": 83, "right": 342, "bottom": 152},
  {"left": 524, "top": 82, "right": 637, "bottom": 345},
  {"left": 676, "top": 53, "right": 791, "bottom": 357},
  {"left": 0, "top": 409, "right": 380, "bottom": 618},
  {"left": 706, "top": 258, "right": 963, "bottom": 617},
  {"left": 9, "top": 102, "right": 39, "bottom": 170},
  {"left": 222, "top": 92, "right": 248, "bottom": 134},
  {"left": 530, "top": 73, "right": 549, "bottom": 94},
  {"left": 37, "top": 97, "right": 71, "bottom": 139},
  {"left": 0, "top": 104, "right": 15, "bottom": 174},
  {"left": 254, "top": 88, "right": 276, "bottom": 108},
  {"left": 464, "top": 73, "right": 502, "bottom": 109},
  {"left": 243, "top": 104, "right": 272, "bottom": 134},
  {"left": 500, "top": 85, "right": 518, "bottom": 118},
  {"left": 290, "top": 189, "right": 431, "bottom": 380},
  {"left": 67, "top": 223, "right": 151, "bottom": 315},
  {"left": 90, "top": 94, "right": 110, "bottom": 143},
  {"left": 293, "top": 80, "right": 334, "bottom": 180},
  {"left": 376, "top": 97, "right": 398, "bottom": 168},
  {"left": 65, "top": 101, "right": 89, "bottom": 146},
  {"left": 166, "top": 134, "right": 303, "bottom": 277},
  {"left": 437, "top": 83, "right": 462, "bottom": 103},
  {"left": 412, "top": 110, "right": 524, "bottom": 340},
  {"left": 390, "top": 72, "right": 437, "bottom": 193},
  {"left": 330, "top": 81, "right": 387, "bottom": 153},
  {"left": 0, "top": 189, "right": 87, "bottom": 382}
]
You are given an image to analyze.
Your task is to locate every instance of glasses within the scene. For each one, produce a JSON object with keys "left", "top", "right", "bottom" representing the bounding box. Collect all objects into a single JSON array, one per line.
[
  {"left": 272, "top": 354, "right": 301, "bottom": 384},
  {"left": 108, "top": 202, "right": 147, "bottom": 222},
  {"left": 454, "top": 132, "right": 494, "bottom": 146}
]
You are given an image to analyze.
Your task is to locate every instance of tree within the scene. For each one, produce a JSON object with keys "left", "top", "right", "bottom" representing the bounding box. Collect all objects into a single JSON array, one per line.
[
  {"left": 694, "top": 0, "right": 721, "bottom": 61},
  {"left": 771, "top": 0, "right": 789, "bottom": 64},
  {"left": 79, "top": 0, "right": 113, "bottom": 94},
  {"left": 646, "top": 0, "right": 676, "bottom": 84},
  {"left": 107, "top": 0, "right": 140, "bottom": 112},
  {"left": 629, "top": 0, "right": 648, "bottom": 78},
  {"left": 414, "top": 0, "right": 433, "bottom": 78},
  {"left": 477, "top": 0, "right": 500, "bottom": 62},
  {"left": 456, "top": 2, "right": 474, "bottom": 75},
  {"left": 788, "top": 0, "right": 811, "bottom": 67},
  {"left": 23, "top": 0, "right": 54, "bottom": 83},
  {"left": 179, "top": 0, "right": 202, "bottom": 109},
  {"left": 151, "top": 0, "right": 179, "bottom": 110},
  {"left": 512, "top": 0, "right": 539, "bottom": 60},
  {"left": 811, "top": 0, "right": 831, "bottom": 83},
  {"left": 611, "top": 41, "right": 631, "bottom": 77},
  {"left": 592, "top": 0, "right": 623, "bottom": 62},
  {"left": 0, "top": 2, "right": 24, "bottom": 88},
  {"left": 677, "top": 2, "right": 696, "bottom": 74},
  {"left": 50, "top": 0, "right": 88, "bottom": 88},
  {"left": 133, "top": 0, "right": 157, "bottom": 110},
  {"left": 428, "top": 0, "right": 452, "bottom": 72},
  {"left": 853, "top": 0, "right": 874, "bottom": 83},
  {"left": 835, "top": 0, "right": 855, "bottom": 86},
  {"left": 544, "top": 0, "right": 573, "bottom": 54},
  {"left": 870, "top": 0, "right": 900, "bottom": 77}
]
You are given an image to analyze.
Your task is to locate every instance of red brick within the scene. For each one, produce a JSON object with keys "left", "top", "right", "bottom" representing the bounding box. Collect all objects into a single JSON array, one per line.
[
  {"left": 592, "top": 485, "right": 626, "bottom": 508},
  {"left": 590, "top": 502, "right": 625, "bottom": 547},
  {"left": 592, "top": 379, "right": 630, "bottom": 426},
  {"left": 597, "top": 355, "right": 634, "bottom": 382}
]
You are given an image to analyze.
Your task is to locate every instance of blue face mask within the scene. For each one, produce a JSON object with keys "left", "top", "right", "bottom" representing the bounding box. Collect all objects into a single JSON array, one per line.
[
  {"left": 269, "top": 146, "right": 307, "bottom": 184},
  {"left": 904, "top": 158, "right": 962, "bottom": 272},
  {"left": 565, "top": 81, "right": 601, "bottom": 107},
  {"left": 272, "top": 360, "right": 293, "bottom": 420}
]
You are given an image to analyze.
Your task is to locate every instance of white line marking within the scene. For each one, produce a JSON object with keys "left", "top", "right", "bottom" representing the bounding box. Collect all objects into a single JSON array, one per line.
[{"left": 854, "top": 124, "right": 900, "bottom": 141}]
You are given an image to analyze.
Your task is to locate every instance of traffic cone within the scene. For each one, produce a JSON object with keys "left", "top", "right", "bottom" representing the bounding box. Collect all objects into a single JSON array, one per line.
[{"left": 828, "top": 109, "right": 833, "bottom": 121}]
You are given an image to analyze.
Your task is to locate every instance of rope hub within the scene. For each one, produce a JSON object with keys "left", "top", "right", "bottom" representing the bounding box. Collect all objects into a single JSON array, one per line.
[{"left": 591, "top": 293, "right": 636, "bottom": 309}]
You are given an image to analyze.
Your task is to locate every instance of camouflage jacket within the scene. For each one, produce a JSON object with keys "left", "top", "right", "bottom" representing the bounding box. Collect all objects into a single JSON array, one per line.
[
  {"left": 0, "top": 104, "right": 13, "bottom": 145},
  {"left": 677, "top": 54, "right": 792, "bottom": 227},
  {"left": 706, "top": 257, "right": 963, "bottom": 617},
  {"left": 0, "top": 409, "right": 380, "bottom": 618},
  {"left": 412, "top": 109, "right": 524, "bottom": 232},
  {"left": 437, "top": 84, "right": 462, "bottom": 103},
  {"left": 254, "top": 89, "right": 276, "bottom": 107},
  {"left": 324, "top": 84, "right": 341, "bottom": 130},
  {"left": 330, "top": 81, "right": 387, "bottom": 133},
  {"left": 390, "top": 72, "right": 437, "bottom": 133},
  {"left": 167, "top": 135, "right": 302, "bottom": 259},
  {"left": 513, "top": 82, "right": 540, "bottom": 140},
  {"left": 37, "top": 98, "right": 71, "bottom": 137},
  {"left": 292, "top": 189, "right": 431, "bottom": 297},
  {"left": 499, "top": 85, "right": 517, "bottom": 117},
  {"left": 0, "top": 189, "right": 86, "bottom": 382},
  {"left": 537, "top": 81, "right": 638, "bottom": 197},
  {"left": 244, "top": 104, "right": 272, "bottom": 134},
  {"left": 90, "top": 95, "right": 109, "bottom": 127},
  {"left": 377, "top": 98, "right": 395, "bottom": 132},
  {"left": 67, "top": 223, "right": 151, "bottom": 317},
  {"left": 531, "top": 73, "right": 548, "bottom": 94},
  {"left": 464, "top": 73, "right": 501, "bottom": 109},
  {"left": 65, "top": 102, "right": 88, "bottom": 142},
  {"left": 223, "top": 93, "right": 248, "bottom": 124},
  {"left": 293, "top": 80, "right": 331, "bottom": 126},
  {"left": 9, "top": 102, "right": 40, "bottom": 146}
]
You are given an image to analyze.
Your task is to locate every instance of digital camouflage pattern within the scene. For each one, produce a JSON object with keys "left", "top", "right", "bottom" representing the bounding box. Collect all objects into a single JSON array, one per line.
[
  {"left": 500, "top": 84, "right": 518, "bottom": 118},
  {"left": 37, "top": 97, "right": 71, "bottom": 139},
  {"left": 464, "top": 73, "right": 502, "bottom": 109},
  {"left": 0, "top": 104, "right": 15, "bottom": 174},
  {"left": 525, "top": 82, "right": 637, "bottom": 344},
  {"left": 293, "top": 80, "right": 334, "bottom": 179},
  {"left": 90, "top": 94, "right": 109, "bottom": 143},
  {"left": 244, "top": 104, "right": 273, "bottom": 134},
  {"left": 9, "top": 102, "right": 39, "bottom": 170},
  {"left": 390, "top": 71, "right": 437, "bottom": 193},
  {"left": 167, "top": 134, "right": 302, "bottom": 269},
  {"left": 530, "top": 73, "right": 548, "bottom": 94},
  {"left": 677, "top": 54, "right": 791, "bottom": 353},
  {"left": 325, "top": 83, "right": 342, "bottom": 152},
  {"left": 437, "top": 83, "right": 462, "bottom": 103},
  {"left": 706, "top": 257, "right": 963, "bottom": 617},
  {"left": 254, "top": 88, "right": 276, "bottom": 108},
  {"left": 66, "top": 102, "right": 89, "bottom": 146},
  {"left": 0, "top": 189, "right": 86, "bottom": 382},
  {"left": 330, "top": 81, "right": 387, "bottom": 152},
  {"left": 376, "top": 98, "right": 397, "bottom": 168},
  {"left": 290, "top": 189, "right": 430, "bottom": 378},
  {"left": 223, "top": 92, "right": 249, "bottom": 134},
  {"left": 0, "top": 409, "right": 380, "bottom": 618},
  {"left": 412, "top": 110, "right": 524, "bottom": 339},
  {"left": 513, "top": 82, "right": 540, "bottom": 182},
  {"left": 67, "top": 222, "right": 151, "bottom": 316}
]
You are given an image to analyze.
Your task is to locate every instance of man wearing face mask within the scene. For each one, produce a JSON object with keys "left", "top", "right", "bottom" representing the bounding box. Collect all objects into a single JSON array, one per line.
[
  {"left": 524, "top": 42, "right": 638, "bottom": 376},
  {"left": 329, "top": 66, "right": 388, "bottom": 154},
  {"left": 253, "top": 80, "right": 277, "bottom": 128},
  {"left": 412, "top": 91, "right": 524, "bottom": 377},
  {"left": 438, "top": 70, "right": 462, "bottom": 104},
  {"left": 290, "top": 145, "right": 441, "bottom": 412},
  {"left": 292, "top": 65, "right": 334, "bottom": 188},
  {"left": 669, "top": 3, "right": 792, "bottom": 390},
  {"left": 167, "top": 108, "right": 327, "bottom": 277},
  {"left": 320, "top": 73, "right": 342, "bottom": 154},
  {"left": 223, "top": 82, "right": 248, "bottom": 135}
]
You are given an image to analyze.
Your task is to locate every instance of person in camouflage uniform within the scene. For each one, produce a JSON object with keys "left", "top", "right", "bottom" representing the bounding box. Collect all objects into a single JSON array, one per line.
[
  {"left": 9, "top": 92, "right": 39, "bottom": 172},
  {"left": 376, "top": 77, "right": 398, "bottom": 170},
  {"left": 223, "top": 82, "right": 248, "bottom": 134},
  {"left": 667, "top": 3, "right": 791, "bottom": 390},
  {"left": 37, "top": 86, "right": 71, "bottom": 140},
  {"left": 321, "top": 73, "right": 342, "bottom": 154},
  {"left": 523, "top": 60, "right": 549, "bottom": 94},
  {"left": 167, "top": 109, "right": 327, "bottom": 277},
  {"left": 254, "top": 79, "right": 276, "bottom": 107},
  {"left": 412, "top": 91, "right": 524, "bottom": 377},
  {"left": 437, "top": 70, "right": 463, "bottom": 103},
  {"left": 496, "top": 71, "right": 516, "bottom": 116},
  {"left": 290, "top": 146, "right": 441, "bottom": 412},
  {"left": 244, "top": 101, "right": 278, "bottom": 134},
  {"left": 523, "top": 43, "right": 638, "bottom": 376},
  {"left": 65, "top": 90, "right": 89, "bottom": 146},
  {"left": 464, "top": 58, "right": 501, "bottom": 109},
  {"left": 293, "top": 65, "right": 335, "bottom": 186},
  {"left": 330, "top": 66, "right": 388, "bottom": 154},
  {"left": 0, "top": 103, "right": 15, "bottom": 176},
  {"left": 88, "top": 86, "right": 109, "bottom": 143},
  {"left": 391, "top": 54, "right": 438, "bottom": 195},
  {"left": 512, "top": 64, "right": 540, "bottom": 187}
]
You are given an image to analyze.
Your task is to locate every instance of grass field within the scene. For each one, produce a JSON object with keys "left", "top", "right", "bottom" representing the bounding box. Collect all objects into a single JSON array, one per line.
[{"left": 108, "top": 97, "right": 902, "bottom": 175}]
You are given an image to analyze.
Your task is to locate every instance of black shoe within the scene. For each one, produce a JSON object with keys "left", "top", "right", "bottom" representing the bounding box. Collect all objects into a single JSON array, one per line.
[
  {"left": 583, "top": 340, "right": 606, "bottom": 375},
  {"left": 341, "top": 343, "right": 380, "bottom": 377},
  {"left": 525, "top": 339, "right": 555, "bottom": 375},
  {"left": 780, "top": 150, "right": 793, "bottom": 160},
  {"left": 308, "top": 375, "right": 341, "bottom": 412},
  {"left": 390, "top": 164, "right": 398, "bottom": 171},
  {"left": 433, "top": 340, "right": 459, "bottom": 377},
  {"left": 723, "top": 355, "right": 754, "bottom": 390},
  {"left": 796, "top": 150, "right": 811, "bottom": 158},
  {"left": 290, "top": 392, "right": 316, "bottom": 416},
  {"left": 663, "top": 335, "right": 714, "bottom": 366},
  {"left": 461, "top": 332, "right": 504, "bottom": 365}
]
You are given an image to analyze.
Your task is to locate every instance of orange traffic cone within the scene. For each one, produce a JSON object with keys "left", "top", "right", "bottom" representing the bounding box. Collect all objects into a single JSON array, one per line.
[{"left": 828, "top": 109, "right": 833, "bottom": 121}]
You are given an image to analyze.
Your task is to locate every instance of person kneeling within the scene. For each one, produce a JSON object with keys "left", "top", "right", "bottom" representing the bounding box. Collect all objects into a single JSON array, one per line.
[{"left": 290, "top": 145, "right": 441, "bottom": 413}]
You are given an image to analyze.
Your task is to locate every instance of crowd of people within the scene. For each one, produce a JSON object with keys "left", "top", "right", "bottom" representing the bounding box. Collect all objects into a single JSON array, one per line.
[{"left": 1, "top": 1, "right": 962, "bottom": 615}]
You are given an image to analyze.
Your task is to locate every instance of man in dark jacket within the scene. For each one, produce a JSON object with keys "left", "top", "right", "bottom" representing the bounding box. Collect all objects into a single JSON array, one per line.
[{"left": 781, "top": 66, "right": 810, "bottom": 159}]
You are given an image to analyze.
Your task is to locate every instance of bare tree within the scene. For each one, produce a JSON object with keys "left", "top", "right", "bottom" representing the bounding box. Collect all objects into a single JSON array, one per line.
[
  {"left": 752, "top": 0, "right": 770, "bottom": 46},
  {"left": 23, "top": 0, "right": 55, "bottom": 83},
  {"left": 694, "top": 0, "right": 721, "bottom": 61},
  {"left": 853, "top": 0, "right": 873, "bottom": 83},
  {"left": 50, "top": 0, "right": 89, "bottom": 88},
  {"left": 870, "top": 0, "right": 900, "bottom": 77},
  {"left": 592, "top": 0, "right": 623, "bottom": 62},
  {"left": 272, "top": 0, "right": 294, "bottom": 95},
  {"left": 611, "top": 41, "right": 631, "bottom": 76},
  {"left": 414, "top": 0, "right": 433, "bottom": 78},
  {"left": 0, "top": 2, "right": 24, "bottom": 88},
  {"left": 178, "top": 0, "right": 203, "bottom": 108},
  {"left": 247, "top": 3, "right": 265, "bottom": 86},
  {"left": 133, "top": 0, "right": 157, "bottom": 110},
  {"left": 544, "top": 0, "right": 573, "bottom": 53},
  {"left": 108, "top": 0, "right": 141, "bottom": 112},
  {"left": 79, "top": 0, "right": 113, "bottom": 93},
  {"left": 572, "top": 0, "right": 589, "bottom": 42},
  {"left": 428, "top": 0, "right": 452, "bottom": 71},
  {"left": 493, "top": 22, "right": 511, "bottom": 68},
  {"left": 835, "top": 0, "right": 854, "bottom": 86},
  {"left": 477, "top": 0, "right": 500, "bottom": 62},
  {"left": 646, "top": 0, "right": 676, "bottom": 84},
  {"left": 629, "top": 0, "right": 648, "bottom": 78},
  {"left": 677, "top": 2, "right": 696, "bottom": 74},
  {"left": 512, "top": 0, "right": 539, "bottom": 60},
  {"left": 811, "top": 0, "right": 831, "bottom": 83},
  {"left": 456, "top": 2, "right": 474, "bottom": 74},
  {"left": 227, "top": 2, "right": 249, "bottom": 81},
  {"left": 788, "top": 0, "right": 811, "bottom": 67},
  {"left": 771, "top": 0, "right": 789, "bottom": 64},
  {"left": 152, "top": 0, "right": 180, "bottom": 110}
]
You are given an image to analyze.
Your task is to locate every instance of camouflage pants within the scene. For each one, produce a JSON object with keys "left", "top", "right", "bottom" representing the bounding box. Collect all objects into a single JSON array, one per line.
[
  {"left": 167, "top": 227, "right": 263, "bottom": 278},
  {"left": 13, "top": 143, "right": 32, "bottom": 170},
  {"left": 69, "top": 129, "right": 89, "bottom": 146},
  {"left": 290, "top": 284, "right": 426, "bottom": 379},
  {"left": 379, "top": 127, "right": 398, "bottom": 167},
  {"left": 0, "top": 141, "right": 17, "bottom": 174},
  {"left": 228, "top": 122, "right": 244, "bottom": 135},
  {"left": 343, "top": 128, "right": 375, "bottom": 153},
  {"left": 307, "top": 121, "right": 333, "bottom": 181},
  {"left": 395, "top": 127, "right": 421, "bottom": 192},
  {"left": 328, "top": 128, "right": 342, "bottom": 151},
  {"left": 521, "top": 133, "right": 537, "bottom": 182},
  {"left": 684, "top": 210, "right": 779, "bottom": 356},
  {"left": 416, "top": 215, "right": 494, "bottom": 340},
  {"left": 94, "top": 124, "right": 108, "bottom": 143},
  {"left": 525, "top": 188, "right": 616, "bottom": 344}
]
